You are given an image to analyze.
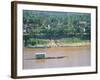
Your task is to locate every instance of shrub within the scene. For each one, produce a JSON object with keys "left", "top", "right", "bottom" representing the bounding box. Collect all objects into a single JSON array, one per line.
[{"left": 29, "top": 38, "right": 49, "bottom": 46}]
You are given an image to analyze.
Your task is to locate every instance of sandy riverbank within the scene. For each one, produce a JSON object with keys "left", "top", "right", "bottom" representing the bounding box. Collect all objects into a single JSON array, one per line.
[{"left": 27, "top": 40, "right": 90, "bottom": 48}]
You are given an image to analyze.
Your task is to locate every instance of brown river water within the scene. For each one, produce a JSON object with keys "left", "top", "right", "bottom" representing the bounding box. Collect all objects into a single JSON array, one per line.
[{"left": 23, "top": 46, "right": 91, "bottom": 69}]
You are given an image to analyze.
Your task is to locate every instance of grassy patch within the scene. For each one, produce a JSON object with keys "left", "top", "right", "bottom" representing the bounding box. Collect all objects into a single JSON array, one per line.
[{"left": 60, "top": 38, "right": 90, "bottom": 44}]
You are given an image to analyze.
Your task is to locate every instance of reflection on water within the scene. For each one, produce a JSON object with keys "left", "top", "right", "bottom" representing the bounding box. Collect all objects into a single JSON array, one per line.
[
  {"left": 23, "top": 46, "right": 91, "bottom": 69},
  {"left": 35, "top": 59, "right": 46, "bottom": 64}
]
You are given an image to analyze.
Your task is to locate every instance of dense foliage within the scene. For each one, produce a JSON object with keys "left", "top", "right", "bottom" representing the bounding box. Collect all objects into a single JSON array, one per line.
[{"left": 23, "top": 10, "right": 91, "bottom": 46}]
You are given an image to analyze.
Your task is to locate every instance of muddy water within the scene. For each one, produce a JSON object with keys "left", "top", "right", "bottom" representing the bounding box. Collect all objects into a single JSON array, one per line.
[{"left": 23, "top": 46, "right": 91, "bottom": 69}]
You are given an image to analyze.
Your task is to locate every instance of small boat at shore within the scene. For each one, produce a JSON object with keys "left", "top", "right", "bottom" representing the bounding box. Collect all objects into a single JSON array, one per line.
[{"left": 28, "top": 45, "right": 50, "bottom": 48}]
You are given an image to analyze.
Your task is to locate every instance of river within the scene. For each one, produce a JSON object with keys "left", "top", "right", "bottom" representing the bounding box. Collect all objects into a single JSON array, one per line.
[{"left": 23, "top": 46, "right": 91, "bottom": 69}]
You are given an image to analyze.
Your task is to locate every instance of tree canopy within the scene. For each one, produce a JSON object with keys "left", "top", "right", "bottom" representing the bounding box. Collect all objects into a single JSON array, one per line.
[{"left": 23, "top": 10, "right": 91, "bottom": 46}]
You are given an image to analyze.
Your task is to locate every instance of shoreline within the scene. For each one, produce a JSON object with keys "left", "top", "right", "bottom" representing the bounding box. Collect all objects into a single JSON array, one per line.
[{"left": 26, "top": 42, "right": 90, "bottom": 48}]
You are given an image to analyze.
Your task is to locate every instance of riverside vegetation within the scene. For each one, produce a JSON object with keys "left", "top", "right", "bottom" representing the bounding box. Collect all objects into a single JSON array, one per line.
[{"left": 23, "top": 10, "right": 91, "bottom": 47}]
